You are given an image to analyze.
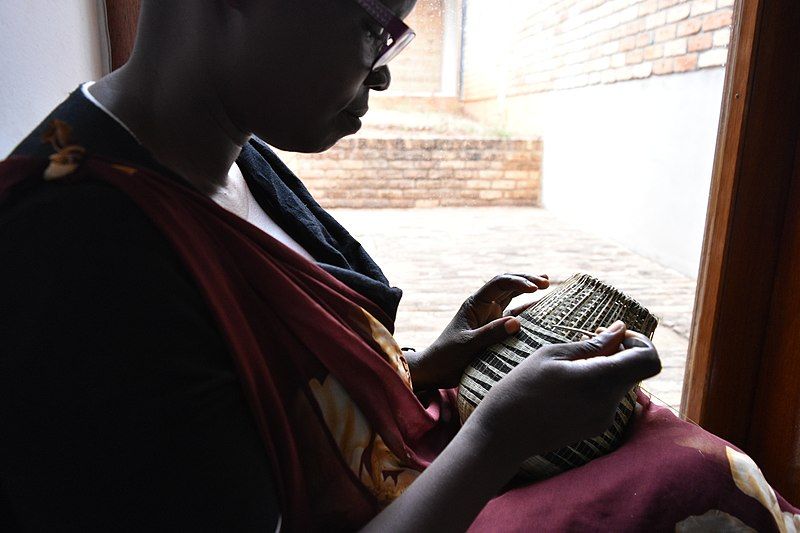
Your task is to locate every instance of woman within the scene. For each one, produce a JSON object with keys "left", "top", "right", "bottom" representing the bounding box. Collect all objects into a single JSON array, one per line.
[{"left": 0, "top": 1, "right": 795, "bottom": 531}]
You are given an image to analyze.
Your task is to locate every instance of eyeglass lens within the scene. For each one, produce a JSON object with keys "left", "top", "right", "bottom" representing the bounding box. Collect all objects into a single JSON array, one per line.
[{"left": 373, "top": 29, "right": 416, "bottom": 70}]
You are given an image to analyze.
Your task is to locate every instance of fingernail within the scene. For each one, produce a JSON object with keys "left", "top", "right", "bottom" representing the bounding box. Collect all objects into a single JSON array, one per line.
[
  {"left": 504, "top": 318, "right": 520, "bottom": 334},
  {"left": 609, "top": 320, "right": 625, "bottom": 332}
]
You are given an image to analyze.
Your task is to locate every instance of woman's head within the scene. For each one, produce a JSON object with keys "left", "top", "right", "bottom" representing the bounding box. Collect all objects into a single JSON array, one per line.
[{"left": 136, "top": 0, "right": 417, "bottom": 153}]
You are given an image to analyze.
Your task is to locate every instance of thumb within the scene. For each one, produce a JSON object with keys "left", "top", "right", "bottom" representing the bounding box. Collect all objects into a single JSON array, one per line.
[
  {"left": 469, "top": 316, "right": 520, "bottom": 350},
  {"left": 561, "top": 320, "right": 627, "bottom": 361}
]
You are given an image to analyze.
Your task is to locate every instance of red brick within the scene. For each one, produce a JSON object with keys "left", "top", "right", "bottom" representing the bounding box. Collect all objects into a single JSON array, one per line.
[
  {"left": 503, "top": 170, "right": 532, "bottom": 180},
  {"left": 611, "top": 53, "right": 626, "bottom": 68},
  {"left": 698, "top": 47, "right": 728, "bottom": 67},
  {"left": 664, "top": 37, "right": 688, "bottom": 56},
  {"left": 639, "top": 0, "right": 659, "bottom": 16},
  {"left": 688, "top": 32, "right": 713, "bottom": 52},
  {"left": 713, "top": 27, "right": 731, "bottom": 47},
  {"left": 645, "top": 11, "right": 667, "bottom": 29},
  {"left": 674, "top": 53, "right": 699, "bottom": 71},
  {"left": 466, "top": 179, "right": 492, "bottom": 189},
  {"left": 428, "top": 169, "right": 454, "bottom": 179},
  {"left": 616, "top": 67, "right": 635, "bottom": 82},
  {"left": 479, "top": 190, "right": 503, "bottom": 200},
  {"left": 401, "top": 169, "right": 428, "bottom": 179},
  {"left": 477, "top": 169, "right": 504, "bottom": 179},
  {"left": 626, "top": 49, "right": 645, "bottom": 65},
  {"left": 339, "top": 159, "right": 364, "bottom": 170},
  {"left": 621, "top": 19, "right": 646, "bottom": 37},
  {"left": 653, "top": 58, "right": 675, "bottom": 74},
  {"left": 644, "top": 43, "right": 665, "bottom": 60},
  {"left": 690, "top": 0, "right": 716, "bottom": 16},
  {"left": 655, "top": 23, "right": 678, "bottom": 42},
  {"left": 702, "top": 9, "right": 733, "bottom": 31},
  {"left": 677, "top": 17, "right": 703, "bottom": 36},
  {"left": 507, "top": 189, "right": 538, "bottom": 200},
  {"left": 490, "top": 180, "right": 516, "bottom": 190},
  {"left": 666, "top": 4, "right": 691, "bottom": 22},
  {"left": 634, "top": 62, "right": 654, "bottom": 78},
  {"left": 636, "top": 31, "right": 654, "bottom": 47},
  {"left": 619, "top": 36, "right": 637, "bottom": 52}
]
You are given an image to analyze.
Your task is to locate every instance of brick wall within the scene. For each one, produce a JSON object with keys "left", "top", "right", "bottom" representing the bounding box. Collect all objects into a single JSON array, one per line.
[
  {"left": 276, "top": 138, "right": 542, "bottom": 208},
  {"left": 386, "top": 0, "right": 445, "bottom": 95},
  {"left": 462, "top": 0, "right": 733, "bottom": 101}
]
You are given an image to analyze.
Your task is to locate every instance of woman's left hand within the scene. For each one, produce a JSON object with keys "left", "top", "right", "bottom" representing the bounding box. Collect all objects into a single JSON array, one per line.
[{"left": 405, "top": 273, "right": 550, "bottom": 391}]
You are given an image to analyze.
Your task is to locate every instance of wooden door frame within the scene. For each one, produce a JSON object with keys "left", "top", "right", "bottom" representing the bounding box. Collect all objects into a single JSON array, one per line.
[
  {"left": 105, "top": 0, "right": 140, "bottom": 71},
  {"left": 682, "top": 0, "right": 800, "bottom": 502},
  {"left": 103, "top": 0, "right": 800, "bottom": 502}
]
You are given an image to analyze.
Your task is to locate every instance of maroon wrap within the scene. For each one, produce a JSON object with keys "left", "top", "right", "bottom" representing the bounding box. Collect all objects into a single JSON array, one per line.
[
  {"left": 1, "top": 152, "right": 796, "bottom": 531},
  {"left": 0, "top": 155, "right": 459, "bottom": 530}
]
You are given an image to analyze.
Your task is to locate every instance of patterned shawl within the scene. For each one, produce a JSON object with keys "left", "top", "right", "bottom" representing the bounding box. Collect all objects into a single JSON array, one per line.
[
  {"left": 2, "top": 128, "right": 797, "bottom": 531},
  {"left": 0, "top": 145, "right": 459, "bottom": 531}
]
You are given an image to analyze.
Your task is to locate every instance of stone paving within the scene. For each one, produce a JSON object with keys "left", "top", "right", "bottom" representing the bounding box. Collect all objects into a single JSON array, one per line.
[{"left": 330, "top": 207, "right": 697, "bottom": 410}]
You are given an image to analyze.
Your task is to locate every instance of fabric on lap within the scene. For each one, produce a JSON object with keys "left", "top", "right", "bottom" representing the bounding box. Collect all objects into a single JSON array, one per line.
[{"left": 468, "top": 394, "right": 799, "bottom": 532}]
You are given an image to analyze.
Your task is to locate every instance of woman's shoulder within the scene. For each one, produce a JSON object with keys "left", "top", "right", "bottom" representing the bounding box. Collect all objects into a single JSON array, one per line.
[
  {"left": 0, "top": 177, "right": 189, "bottom": 284},
  {"left": 0, "top": 176, "right": 209, "bottom": 345},
  {"left": 2, "top": 178, "right": 160, "bottom": 239}
]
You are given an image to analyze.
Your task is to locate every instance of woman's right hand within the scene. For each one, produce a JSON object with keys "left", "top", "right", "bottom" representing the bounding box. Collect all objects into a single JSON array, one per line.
[
  {"left": 362, "top": 321, "right": 660, "bottom": 533},
  {"left": 464, "top": 321, "right": 661, "bottom": 465}
]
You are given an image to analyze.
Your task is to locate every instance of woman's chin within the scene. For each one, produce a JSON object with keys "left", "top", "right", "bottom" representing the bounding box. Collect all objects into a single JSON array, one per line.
[
  {"left": 260, "top": 118, "right": 360, "bottom": 154},
  {"left": 309, "top": 123, "right": 362, "bottom": 153}
]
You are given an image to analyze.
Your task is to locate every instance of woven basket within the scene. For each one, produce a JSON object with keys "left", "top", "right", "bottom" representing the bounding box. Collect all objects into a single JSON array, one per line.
[{"left": 457, "top": 273, "right": 658, "bottom": 480}]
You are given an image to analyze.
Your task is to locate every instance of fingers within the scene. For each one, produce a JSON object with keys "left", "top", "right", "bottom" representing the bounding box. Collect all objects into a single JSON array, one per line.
[
  {"left": 622, "top": 331, "right": 655, "bottom": 350},
  {"left": 472, "top": 273, "right": 549, "bottom": 306},
  {"left": 551, "top": 321, "right": 628, "bottom": 361},
  {"left": 517, "top": 273, "right": 549, "bottom": 287},
  {"left": 570, "top": 323, "right": 661, "bottom": 384},
  {"left": 513, "top": 273, "right": 550, "bottom": 291},
  {"left": 584, "top": 342, "right": 662, "bottom": 385},
  {"left": 469, "top": 316, "right": 520, "bottom": 350},
  {"left": 596, "top": 326, "right": 651, "bottom": 342},
  {"left": 504, "top": 300, "right": 536, "bottom": 317}
]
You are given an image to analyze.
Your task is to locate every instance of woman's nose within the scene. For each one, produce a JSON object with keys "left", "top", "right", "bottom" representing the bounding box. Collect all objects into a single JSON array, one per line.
[{"left": 365, "top": 66, "right": 391, "bottom": 91}]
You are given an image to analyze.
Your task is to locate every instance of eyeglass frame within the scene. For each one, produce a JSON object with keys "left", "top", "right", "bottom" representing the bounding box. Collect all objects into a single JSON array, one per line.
[{"left": 352, "top": 0, "right": 416, "bottom": 70}]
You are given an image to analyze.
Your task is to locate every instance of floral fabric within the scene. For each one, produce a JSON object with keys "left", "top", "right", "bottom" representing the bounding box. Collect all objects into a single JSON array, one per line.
[
  {"left": 0, "top": 150, "right": 459, "bottom": 531},
  {"left": 469, "top": 393, "right": 799, "bottom": 532}
]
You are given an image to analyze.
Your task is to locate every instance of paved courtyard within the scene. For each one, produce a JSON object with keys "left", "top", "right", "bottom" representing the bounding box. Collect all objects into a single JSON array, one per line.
[{"left": 330, "top": 207, "right": 697, "bottom": 410}]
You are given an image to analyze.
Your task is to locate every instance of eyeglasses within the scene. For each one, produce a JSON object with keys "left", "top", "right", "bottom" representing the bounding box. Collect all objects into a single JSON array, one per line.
[{"left": 353, "top": 0, "right": 416, "bottom": 70}]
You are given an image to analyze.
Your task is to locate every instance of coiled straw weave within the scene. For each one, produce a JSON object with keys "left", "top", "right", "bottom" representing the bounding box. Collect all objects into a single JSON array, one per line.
[{"left": 457, "top": 273, "right": 658, "bottom": 480}]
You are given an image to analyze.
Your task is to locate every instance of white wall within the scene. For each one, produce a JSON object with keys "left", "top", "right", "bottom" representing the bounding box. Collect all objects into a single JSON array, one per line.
[
  {"left": 539, "top": 69, "right": 724, "bottom": 277},
  {"left": 0, "top": 1, "right": 106, "bottom": 156},
  {"left": 464, "top": 69, "right": 724, "bottom": 277}
]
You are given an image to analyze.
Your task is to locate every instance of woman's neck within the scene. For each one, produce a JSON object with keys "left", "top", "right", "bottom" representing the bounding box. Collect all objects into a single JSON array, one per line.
[{"left": 88, "top": 60, "right": 249, "bottom": 196}]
